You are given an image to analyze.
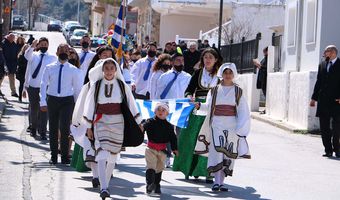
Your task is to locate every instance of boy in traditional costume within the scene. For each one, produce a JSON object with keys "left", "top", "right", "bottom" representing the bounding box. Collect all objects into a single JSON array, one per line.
[
  {"left": 82, "top": 58, "right": 143, "bottom": 199},
  {"left": 195, "top": 63, "right": 251, "bottom": 192},
  {"left": 141, "top": 102, "right": 178, "bottom": 195}
]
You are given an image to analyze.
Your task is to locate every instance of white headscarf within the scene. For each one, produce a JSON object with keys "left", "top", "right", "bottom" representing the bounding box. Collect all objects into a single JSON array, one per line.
[
  {"left": 217, "top": 62, "right": 238, "bottom": 79},
  {"left": 88, "top": 58, "right": 125, "bottom": 84}
]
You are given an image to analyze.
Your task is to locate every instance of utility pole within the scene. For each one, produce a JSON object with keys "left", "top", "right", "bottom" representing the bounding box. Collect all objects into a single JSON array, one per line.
[
  {"left": 77, "top": 0, "right": 80, "bottom": 22},
  {"left": 218, "top": 0, "right": 223, "bottom": 50},
  {"left": 3, "top": 0, "right": 11, "bottom": 35}
]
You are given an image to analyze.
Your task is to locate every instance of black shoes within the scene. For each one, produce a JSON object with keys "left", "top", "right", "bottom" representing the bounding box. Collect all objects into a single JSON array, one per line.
[
  {"left": 322, "top": 153, "right": 333, "bottom": 157},
  {"left": 92, "top": 178, "right": 100, "bottom": 188},
  {"left": 40, "top": 134, "right": 47, "bottom": 141},
  {"left": 100, "top": 189, "right": 110, "bottom": 199},
  {"left": 26, "top": 125, "right": 32, "bottom": 133},
  {"left": 30, "top": 129, "right": 37, "bottom": 137},
  {"left": 61, "top": 158, "right": 71, "bottom": 165},
  {"left": 49, "top": 156, "right": 57, "bottom": 165},
  {"left": 211, "top": 184, "right": 220, "bottom": 191},
  {"left": 212, "top": 184, "right": 229, "bottom": 192},
  {"left": 11, "top": 93, "right": 19, "bottom": 97}
]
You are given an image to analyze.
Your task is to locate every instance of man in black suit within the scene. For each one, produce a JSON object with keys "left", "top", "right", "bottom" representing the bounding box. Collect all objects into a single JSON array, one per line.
[{"left": 310, "top": 45, "right": 340, "bottom": 158}]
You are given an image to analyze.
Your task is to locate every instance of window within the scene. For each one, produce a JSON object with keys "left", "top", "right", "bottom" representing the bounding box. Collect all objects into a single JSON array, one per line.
[
  {"left": 287, "top": 2, "right": 298, "bottom": 47},
  {"left": 306, "top": 0, "right": 317, "bottom": 44}
]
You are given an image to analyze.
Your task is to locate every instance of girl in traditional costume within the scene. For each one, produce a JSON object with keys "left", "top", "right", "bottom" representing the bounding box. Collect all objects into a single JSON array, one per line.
[
  {"left": 195, "top": 63, "right": 251, "bottom": 192},
  {"left": 82, "top": 58, "right": 142, "bottom": 199},
  {"left": 173, "top": 48, "right": 222, "bottom": 183}
]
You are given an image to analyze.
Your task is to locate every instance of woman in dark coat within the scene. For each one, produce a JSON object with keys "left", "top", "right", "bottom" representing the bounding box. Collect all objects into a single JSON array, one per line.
[{"left": 16, "top": 44, "right": 29, "bottom": 102}]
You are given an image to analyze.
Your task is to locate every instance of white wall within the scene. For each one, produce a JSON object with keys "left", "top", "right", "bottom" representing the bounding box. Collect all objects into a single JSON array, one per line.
[
  {"left": 236, "top": 74, "right": 260, "bottom": 112},
  {"left": 159, "top": 14, "right": 215, "bottom": 48},
  {"left": 287, "top": 71, "right": 318, "bottom": 130},
  {"left": 266, "top": 72, "right": 289, "bottom": 120}
]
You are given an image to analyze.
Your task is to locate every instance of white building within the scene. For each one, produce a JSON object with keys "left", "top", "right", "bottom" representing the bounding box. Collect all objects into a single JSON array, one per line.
[
  {"left": 128, "top": 0, "right": 284, "bottom": 47},
  {"left": 266, "top": 0, "right": 340, "bottom": 130}
]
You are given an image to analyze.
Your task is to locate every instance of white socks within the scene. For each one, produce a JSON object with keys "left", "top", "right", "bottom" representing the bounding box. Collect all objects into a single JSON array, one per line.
[
  {"left": 98, "top": 154, "right": 117, "bottom": 190},
  {"left": 214, "top": 170, "right": 225, "bottom": 185},
  {"left": 91, "top": 163, "right": 98, "bottom": 178}
]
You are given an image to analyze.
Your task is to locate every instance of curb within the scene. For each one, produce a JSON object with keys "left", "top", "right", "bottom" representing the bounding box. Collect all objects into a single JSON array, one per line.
[{"left": 251, "top": 112, "right": 309, "bottom": 134}]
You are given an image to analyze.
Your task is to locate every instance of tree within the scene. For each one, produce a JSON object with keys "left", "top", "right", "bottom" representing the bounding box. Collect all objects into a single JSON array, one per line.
[
  {"left": 222, "top": 17, "right": 254, "bottom": 45},
  {"left": 32, "top": 0, "right": 44, "bottom": 27}
]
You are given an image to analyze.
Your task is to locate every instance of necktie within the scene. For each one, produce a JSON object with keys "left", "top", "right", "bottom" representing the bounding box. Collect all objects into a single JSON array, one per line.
[
  {"left": 58, "top": 64, "right": 64, "bottom": 94},
  {"left": 160, "top": 72, "right": 179, "bottom": 99},
  {"left": 32, "top": 54, "right": 45, "bottom": 79},
  {"left": 327, "top": 61, "right": 333, "bottom": 72},
  {"left": 143, "top": 59, "right": 153, "bottom": 81},
  {"left": 80, "top": 52, "right": 88, "bottom": 65}
]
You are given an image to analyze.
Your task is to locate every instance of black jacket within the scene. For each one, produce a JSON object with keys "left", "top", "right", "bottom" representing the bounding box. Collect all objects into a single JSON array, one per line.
[
  {"left": 311, "top": 58, "right": 340, "bottom": 117},
  {"left": 183, "top": 50, "right": 200, "bottom": 75},
  {"left": 16, "top": 54, "right": 28, "bottom": 81},
  {"left": 143, "top": 117, "right": 178, "bottom": 151}
]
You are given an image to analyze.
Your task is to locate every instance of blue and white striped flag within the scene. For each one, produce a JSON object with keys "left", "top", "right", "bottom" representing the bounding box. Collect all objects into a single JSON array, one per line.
[
  {"left": 112, "top": 0, "right": 126, "bottom": 49},
  {"left": 136, "top": 99, "right": 195, "bottom": 128}
]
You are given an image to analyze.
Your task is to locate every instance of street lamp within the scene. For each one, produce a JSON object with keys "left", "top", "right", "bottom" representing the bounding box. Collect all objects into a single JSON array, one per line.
[{"left": 218, "top": 0, "right": 223, "bottom": 50}]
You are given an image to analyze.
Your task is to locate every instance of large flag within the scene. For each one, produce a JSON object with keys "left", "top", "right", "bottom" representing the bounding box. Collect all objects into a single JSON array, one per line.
[
  {"left": 136, "top": 99, "right": 195, "bottom": 128},
  {"left": 112, "top": 0, "right": 126, "bottom": 59}
]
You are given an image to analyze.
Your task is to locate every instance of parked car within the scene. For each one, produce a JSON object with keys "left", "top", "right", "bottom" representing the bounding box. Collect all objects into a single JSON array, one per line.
[
  {"left": 12, "top": 15, "right": 28, "bottom": 31},
  {"left": 62, "top": 21, "right": 80, "bottom": 37},
  {"left": 47, "top": 21, "right": 62, "bottom": 32},
  {"left": 69, "top": 29, "right": 88, "bottom": 47},
  {"left": 66, "top": 25, "right": 87, "bottom": 42},
  {"left": 91, "top": 36, "right": 107, "bottom": 48}
]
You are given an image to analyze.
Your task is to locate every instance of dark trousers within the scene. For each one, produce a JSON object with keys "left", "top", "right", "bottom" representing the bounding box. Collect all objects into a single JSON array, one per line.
[
  {"left": 18, "top": 80, "right": 24, "bottom": 101},
  {"left": 47, "top": 95, "right": 74, "bottom": 159},
  {"left": 319, "top": 116, "right": 340, "bottom": 154},
  {"left": 27, "top": 86, "right": 47, "bottom": 135}
]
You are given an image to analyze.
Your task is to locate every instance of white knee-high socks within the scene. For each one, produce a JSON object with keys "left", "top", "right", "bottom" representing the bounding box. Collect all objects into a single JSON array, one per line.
[
  {"left": 91, "top": 163, "right": 98, "bottom": 178},
  {"left": 98, "top": 155, "right": 117, "bottom": 190},
  {"left": 214, "top": 170, "right": 226, "bottom": 185}
]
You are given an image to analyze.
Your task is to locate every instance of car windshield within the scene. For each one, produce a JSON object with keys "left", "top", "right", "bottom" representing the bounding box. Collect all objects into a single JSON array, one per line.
[
  {"left": 70, "top": 26, "right": 86, "bottom": 32},
  {"left": 74, "top": 31, "right": 87, "bottom": 37}
]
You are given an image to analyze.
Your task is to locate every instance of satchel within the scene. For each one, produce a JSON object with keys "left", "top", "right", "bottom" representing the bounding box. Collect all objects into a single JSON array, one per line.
[{"left": 117, "top": 79, "right": 144, "bottom": 147}]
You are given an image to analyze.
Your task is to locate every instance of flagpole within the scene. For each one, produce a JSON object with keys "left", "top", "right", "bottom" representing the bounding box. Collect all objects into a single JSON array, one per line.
[{"left": 118, "top": 0, "right": 126, "bottom": 64}]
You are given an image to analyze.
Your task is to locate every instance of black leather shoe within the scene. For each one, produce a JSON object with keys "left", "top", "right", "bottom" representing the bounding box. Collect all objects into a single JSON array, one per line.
[
  {"left": 322, "top": 153, "right": 333, "bottom": 157},
  {"left": 40, "top": 135, "right": 47, "bottom": 141},
  {"left": 92, "top": 178, "right": 100, "bottom": 188},
  {"left": 49, "top": 157, "right": 57, "bottom": 165},
  {"left": 100, "top": 189, "right": 110, "bottom": 199},
  {"left": 30, "top": 129, "right": 37, "bottom": 137},
  {"left": 61, "top": 158, "right": 71, "bottom": 165},
  {"left": 26, "top": 125, "right": 31, "bottom": 133},
  {"left": 211, "top": 184, "right": 220, "bottom": 191},
  {"left": 11, "top": 93, "right": 19, "bottom": 97}
]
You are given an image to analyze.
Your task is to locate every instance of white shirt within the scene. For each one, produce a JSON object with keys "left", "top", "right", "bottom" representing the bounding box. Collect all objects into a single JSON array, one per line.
[
  {"left": 24, "top": 47, "right": 57, "bottom": 88},
  {"left": 155, "top": 69, "right": 191, "bottom": 99},
  {"left": 130, "top": 56, "right": 157, "bottom": 95},
  {"left": 148, "top": 70, "right": 164, "bottom": 100},
  {"left": 201, "top": 68, "right": 219, "bottom": 88},
  {"left": 40, "top": 61, "right": 83, "bottom": 106},
  {"left": 123, "top": 68, "right": 133, "bottom": 86},
  {"left": 327, "top": 57, "right": 338, "bottom": 72},
  {"left": 78, "top": 50, "right": 96, "bottom": 79}
]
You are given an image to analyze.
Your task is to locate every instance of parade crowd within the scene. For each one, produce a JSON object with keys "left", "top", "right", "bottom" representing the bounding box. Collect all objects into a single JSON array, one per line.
[{"left": 0, "top": 32, "right": 251, "bottom": 199}]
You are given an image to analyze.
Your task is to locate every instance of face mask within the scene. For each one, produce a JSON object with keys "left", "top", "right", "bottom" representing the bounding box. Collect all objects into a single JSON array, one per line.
[
  {"left": 174, "top": 64, "right": 184, "bottom": 72},
  {"left": 147, "top": 50, "right": 156, "bottom": 58},
  {"left": 58, "top": 53, "right": 68, "bottom": 61},
  {"left": 325, "top": 57, "right": 330, "bottom": 62},
  {"left": 40, "top": 47, "right": 48, "bottom": 53},
  {"left": 69, "top": 59, "right": 77, "bottom": 66},
  {"left": 82, "top": 42, "right": 89, "bottom": 49},
  {"left": 161, "top": 64, "right": 171, "bottom": 71}
]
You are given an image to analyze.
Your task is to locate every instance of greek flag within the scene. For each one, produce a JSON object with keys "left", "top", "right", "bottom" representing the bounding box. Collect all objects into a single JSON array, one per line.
[
  {"left": 136, "top": 99, "right": 195, "bottom": 128},
  {"left": 112, "top": 1, "right": 126, "bottom": 49}
]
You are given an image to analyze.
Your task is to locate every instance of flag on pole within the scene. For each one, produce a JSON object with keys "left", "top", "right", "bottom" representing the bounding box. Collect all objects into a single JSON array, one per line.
[
  {"left": 136, "top": 99, "right": 195, "bottom": 128},
  {"left": 112, "top": 0, "right": 126, "bottom": 56}
]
